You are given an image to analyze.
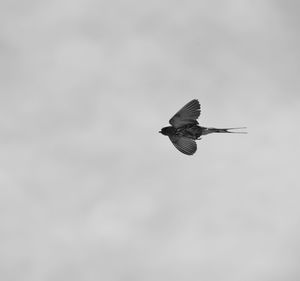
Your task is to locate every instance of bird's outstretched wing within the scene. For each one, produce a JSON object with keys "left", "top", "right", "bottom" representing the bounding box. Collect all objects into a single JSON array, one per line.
[
  {"left": 169, "top": 99, "right": 201, "bottom": 128},
  {"left": 168, "top": 135, "right": 197, "bottom": 155}
]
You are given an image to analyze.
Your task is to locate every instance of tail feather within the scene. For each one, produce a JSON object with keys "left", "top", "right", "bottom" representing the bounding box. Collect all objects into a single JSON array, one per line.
[{"left": 202, "top": 127, "right": 247, "bottom": 135}]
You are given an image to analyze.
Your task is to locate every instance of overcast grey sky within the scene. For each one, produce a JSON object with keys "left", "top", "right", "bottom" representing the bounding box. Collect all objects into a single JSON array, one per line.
[{"left": 1, "top": 1, "right": 300, "bottom": 281}]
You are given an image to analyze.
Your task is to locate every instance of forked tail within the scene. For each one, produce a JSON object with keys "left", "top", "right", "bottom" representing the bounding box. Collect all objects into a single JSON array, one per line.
[{"left": 202, "top": 127, "right": 247, "bottom": 135}]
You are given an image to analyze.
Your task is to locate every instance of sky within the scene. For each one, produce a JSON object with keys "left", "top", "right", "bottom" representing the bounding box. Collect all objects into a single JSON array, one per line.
[{"left": 1, "top": 0, "right": 300, "bottom": 280}]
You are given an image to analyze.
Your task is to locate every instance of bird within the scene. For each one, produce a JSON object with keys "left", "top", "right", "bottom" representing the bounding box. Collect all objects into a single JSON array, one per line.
[{"left": 159, "top": 99, "right": 246, "bottom": 155}]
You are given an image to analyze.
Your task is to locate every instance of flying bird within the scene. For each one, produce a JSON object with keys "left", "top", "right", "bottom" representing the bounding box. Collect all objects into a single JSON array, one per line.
[{"left": 159, "top": 99, "right": 246, "bottom": 155}]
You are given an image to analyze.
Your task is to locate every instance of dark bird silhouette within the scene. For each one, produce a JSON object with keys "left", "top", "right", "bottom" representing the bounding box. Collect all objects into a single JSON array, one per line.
[{"left": 159, "top": 99, "right": 246, "bottom": 155}]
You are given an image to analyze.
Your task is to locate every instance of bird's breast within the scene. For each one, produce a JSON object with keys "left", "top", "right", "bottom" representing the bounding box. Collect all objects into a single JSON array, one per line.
[{"left": 176, "top": 125, "right": 203, "bottom": 139}]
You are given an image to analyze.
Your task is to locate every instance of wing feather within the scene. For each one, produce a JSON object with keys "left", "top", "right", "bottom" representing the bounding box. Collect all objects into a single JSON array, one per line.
[
  {"left": 168, "top": 136, "right": 197, "bottom": 155},
  {"left": 169, "top": 99, "right": 201, "bottom": 128}
]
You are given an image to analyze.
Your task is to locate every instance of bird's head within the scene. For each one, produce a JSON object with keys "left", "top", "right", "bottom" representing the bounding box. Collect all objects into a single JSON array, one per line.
[{"left": 159, "top": 126, "right": 174, "bottom": 136}]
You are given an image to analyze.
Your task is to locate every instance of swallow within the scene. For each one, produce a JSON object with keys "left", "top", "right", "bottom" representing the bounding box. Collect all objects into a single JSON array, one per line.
[{"left": 159, "top": 99, "right": 246, "bottom": 155}]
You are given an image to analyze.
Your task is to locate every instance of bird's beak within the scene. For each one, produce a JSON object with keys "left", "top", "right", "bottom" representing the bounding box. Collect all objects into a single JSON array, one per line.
[{"left": 159, "top": 130, "right": 162, "bottom": 134}]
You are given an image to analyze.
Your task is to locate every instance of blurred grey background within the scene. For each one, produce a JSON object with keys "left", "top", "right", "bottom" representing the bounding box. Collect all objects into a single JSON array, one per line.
[{"left": 1, "top": 0, "right": 300, "bottom": 280}]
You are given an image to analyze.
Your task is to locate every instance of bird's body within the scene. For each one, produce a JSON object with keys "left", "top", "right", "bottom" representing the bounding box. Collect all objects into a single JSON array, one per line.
[
  {"left": 159, "top": 99, "right": 246, "bottom": 155},
  {"left": 160, "top": 124, "right": 202, "bottom": 139}
]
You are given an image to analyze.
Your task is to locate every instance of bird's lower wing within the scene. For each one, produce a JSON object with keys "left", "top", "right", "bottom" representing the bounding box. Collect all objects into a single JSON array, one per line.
[{"left": 169, "top": 136, "right": 197, "bottom": 155}]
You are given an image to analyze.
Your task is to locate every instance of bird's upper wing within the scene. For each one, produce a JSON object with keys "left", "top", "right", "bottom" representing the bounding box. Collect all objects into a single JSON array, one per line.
[
  {"left": 168, "top": 135, "right": 197, "bottom": 155},
  {"left": 169, "top": 99, "right": 201, "bottom": 128}
]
